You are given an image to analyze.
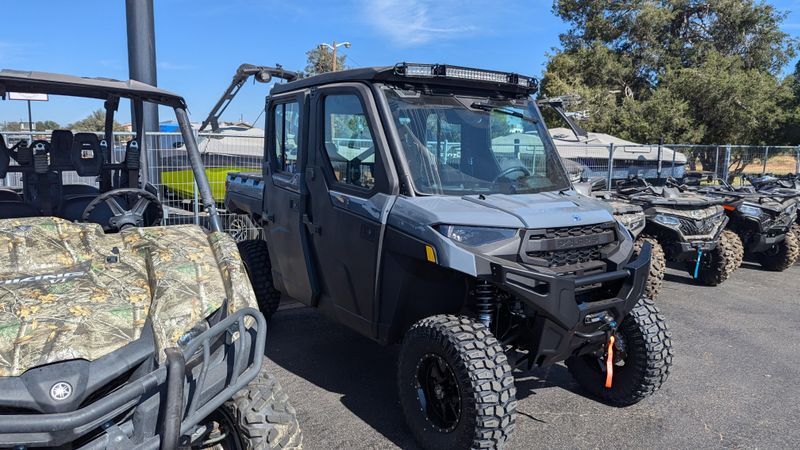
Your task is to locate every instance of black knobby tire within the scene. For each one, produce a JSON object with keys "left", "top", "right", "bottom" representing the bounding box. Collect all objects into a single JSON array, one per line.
[
  {"left": 398, "top": 315, "right": 517, "bottom": 450},
  {"left": 222, "top": 362, "right": 302, "bottom": 449},
  {"left": 758, "top": 224, "right": 800, "bottom": 271},
  {"left": 633, "top": 234, "right": 665, "bottom": 299},
  {"left": 696, "top": 229, "right": 743, "bottom": 286},
  {"left": 566, "top": 297, "right": 673, "bottom": 406},
  {"left": 237, "top": 239, "right": 281, "bottom": 319}
]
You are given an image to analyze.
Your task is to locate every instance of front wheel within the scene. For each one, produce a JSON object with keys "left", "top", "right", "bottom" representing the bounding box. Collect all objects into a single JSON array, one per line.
[
  {"left": 195, "top": 363, "right": 302, "bottom": 449},
  {"left": 633, "top": 234, "right": 666, "bottom": 299},
  {"left": 758, "top": 225, "right": 800, "bottom": 271},
  {"left": 696, "top": 229, "right": 743, "bottom": 286},
  {"left": 398, "top": 315, "right": 516, "bottom": 450},
  {"left": 566, "top": 298, "right": 673, "bottom": 406}
]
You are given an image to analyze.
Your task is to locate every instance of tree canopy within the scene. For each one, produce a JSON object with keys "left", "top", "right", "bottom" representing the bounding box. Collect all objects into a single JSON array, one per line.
[
  {"left": 67, "top": 109, "right": 125, "bottom": 132},
  {"left": 0, "top": 120, "right": 61, "bottom": 131},
  {"left": 541, "top": 0, "right": 799, "bottom": 145}
]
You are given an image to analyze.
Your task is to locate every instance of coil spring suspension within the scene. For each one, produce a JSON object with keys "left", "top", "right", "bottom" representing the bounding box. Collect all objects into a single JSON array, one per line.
[{"left": 474, "top": 280, "right": 497, "bottom": 329}]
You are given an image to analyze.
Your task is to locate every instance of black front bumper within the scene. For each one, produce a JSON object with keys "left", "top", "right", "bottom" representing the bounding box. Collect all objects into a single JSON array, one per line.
[
  {"left": 0, "top": 307, "right": 266, "bottom": 449},
  {"left": 745, "top": 215, "right": 794, "bottom": 253},
  {"left": 489, "top": 244, "right": 651, "bottom": 367}
]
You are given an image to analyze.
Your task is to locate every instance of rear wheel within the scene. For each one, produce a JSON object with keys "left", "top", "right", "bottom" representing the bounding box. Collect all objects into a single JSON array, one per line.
[
  {"left": 758, "top": 225, "right": 800, "bottom": 271},
  {"left": 566, "top": 297, "right": 672, "bottom": 406},
  {"left": 398, "top": 315, "right": 516, "bottom": 450},
  {"left": 696, "top": 229, "right": 743, "bottom": 286},
  {"left": 633, "top": 234, "right": 665, "bottom": 299},
  {"left": 195, "top": 363, "right": 301, "bottom": 449},
  {"left": 237, "top": 239, "right": 281, "bottom": 319}
]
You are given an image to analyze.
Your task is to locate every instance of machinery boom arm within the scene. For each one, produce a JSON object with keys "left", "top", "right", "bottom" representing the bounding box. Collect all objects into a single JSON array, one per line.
[{"left": 199, "top": 63, "right": 302, "bottom": 132}]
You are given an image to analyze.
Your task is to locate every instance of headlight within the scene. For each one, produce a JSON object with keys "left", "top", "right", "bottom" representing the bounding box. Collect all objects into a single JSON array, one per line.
[
  {"left": 653, "top": 214, "right": 681, "bottom": 226},
  {"left": 738, "top": 204, "right": 763, "bottom": 218},
  {"left": 785, "top": 203, "right": 796, "bottom": 216},
  {"left": 437, "top": 225, "right": 518, "bottom": 247}
]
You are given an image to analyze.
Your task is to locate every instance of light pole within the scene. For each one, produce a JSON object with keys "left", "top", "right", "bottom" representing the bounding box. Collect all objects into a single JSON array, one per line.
[{"left": 320, "top": 41, "right": 351, "bottom": 72}]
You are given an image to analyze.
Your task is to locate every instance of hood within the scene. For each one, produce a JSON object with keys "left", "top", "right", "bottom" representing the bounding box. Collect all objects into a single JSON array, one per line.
[
  {"left": 0, "top": 218, "right": 257, "bottom": 377},
  {"left": 390, "top": 191, "right": 614, "bottom": 231}
]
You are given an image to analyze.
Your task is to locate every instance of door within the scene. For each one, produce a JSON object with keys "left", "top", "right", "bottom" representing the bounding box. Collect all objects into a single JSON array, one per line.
[
  {"left": 263, "top": 94, "right": 317, "bottom": 304},
  {"left": 305, "top": 85, "right": 394, "bottom": 336}
]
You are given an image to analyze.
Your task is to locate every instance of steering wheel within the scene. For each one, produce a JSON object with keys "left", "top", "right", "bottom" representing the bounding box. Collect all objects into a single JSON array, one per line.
[
  {"left": 81, "top": 188, "right": 163, "bottom": 231},
  {"left": 493, "top": 165, "right": 531, "bottom": 183}
]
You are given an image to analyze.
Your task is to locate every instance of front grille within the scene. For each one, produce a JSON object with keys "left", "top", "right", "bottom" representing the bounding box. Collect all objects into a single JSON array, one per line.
[
  {"left": 524, "top": 222, "right": 616, "bottom": 267},
  {"left": 678, "top": 215, "right": 723, "bottom": 236}
]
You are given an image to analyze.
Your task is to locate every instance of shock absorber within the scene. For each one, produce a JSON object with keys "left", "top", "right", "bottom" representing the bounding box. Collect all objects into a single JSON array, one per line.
[{"left": 474, "top": 280, "right": 497, "bottom": 329}]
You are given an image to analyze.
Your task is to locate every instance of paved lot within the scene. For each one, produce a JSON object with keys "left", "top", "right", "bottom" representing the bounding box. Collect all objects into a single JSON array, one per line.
[{"left": 265, "top": 263, "right": 800, "bottom": 449}]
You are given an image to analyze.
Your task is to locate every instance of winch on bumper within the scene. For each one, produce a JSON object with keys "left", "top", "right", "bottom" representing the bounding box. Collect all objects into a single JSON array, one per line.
[{"left": 485, "top": 243, "right": 651, "bottom": 367}]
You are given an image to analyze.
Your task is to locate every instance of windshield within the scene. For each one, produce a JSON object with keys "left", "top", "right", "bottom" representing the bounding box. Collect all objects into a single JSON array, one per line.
[{"left": 383, "top": 87, "right": 571, "bottom": 196}]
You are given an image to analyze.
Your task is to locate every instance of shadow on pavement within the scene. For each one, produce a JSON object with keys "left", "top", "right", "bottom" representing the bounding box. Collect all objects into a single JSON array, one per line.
[
  {"left": 265, "top": 306, "right": 417, "bottom": 449},
  {"left": 266, "top": 306, "right": 602, "bottom": 447}
]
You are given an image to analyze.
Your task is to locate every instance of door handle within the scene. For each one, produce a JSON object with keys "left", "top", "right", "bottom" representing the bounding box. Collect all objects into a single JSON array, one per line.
[{"left": 303, "top": 214, "right": 321, "bottom": 235}]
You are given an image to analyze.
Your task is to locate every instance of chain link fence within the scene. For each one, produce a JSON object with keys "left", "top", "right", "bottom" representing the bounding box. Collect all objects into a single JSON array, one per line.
[
  {"left": 2, "top": 130, "right": 799, "bottom": 239},
  {"left": 556, "top": 143, "right": 800, "bottom": 187}
]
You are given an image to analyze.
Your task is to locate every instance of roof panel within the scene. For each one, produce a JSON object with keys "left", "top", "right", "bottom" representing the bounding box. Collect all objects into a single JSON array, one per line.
[{"left": 0, "top": 69, "right": 186, "bottom": 108}]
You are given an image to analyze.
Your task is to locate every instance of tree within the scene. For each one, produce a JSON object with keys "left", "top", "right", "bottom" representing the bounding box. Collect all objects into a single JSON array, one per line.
[
  {"left": 0, "top": 121, "right": 23, "bottom": 131},
  {"left": 541, "top": 0, "right": 798, "bottom": 147},
  {"left": 35, "top": 120, "right": 60, "bottom": 131},
  {"left": 305, "top": 45, "right": 348, "bottom": 76},
  {"left": 68, "top": 109, "right": 125, "bottom": 132}
]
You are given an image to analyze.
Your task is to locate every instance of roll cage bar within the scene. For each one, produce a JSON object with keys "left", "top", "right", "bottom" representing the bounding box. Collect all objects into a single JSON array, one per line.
[{"left": 0, "top": 69, "right": 223, "bottom": 232}]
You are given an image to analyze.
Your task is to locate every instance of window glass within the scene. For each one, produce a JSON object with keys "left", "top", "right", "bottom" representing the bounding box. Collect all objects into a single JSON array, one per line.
[
  {"left": 384, "top": 88, "right": 569, "bottom": 195},
  {"left": 322, "top": 95, "right": 377, "bottom": 190},
  {"left": 273, "top": 101, "right": 301, "bottom": 175}
]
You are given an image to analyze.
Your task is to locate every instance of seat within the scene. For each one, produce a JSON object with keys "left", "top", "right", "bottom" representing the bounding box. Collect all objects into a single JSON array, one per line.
[
  {"left": 0, "top": 134, "right": 39, "bottom": 215},
  {"left": 51, "top": 130, "right": 102, "bottom": 198},
  {"left": 57, "top": 133, "right": 112, "bottom": 224}
]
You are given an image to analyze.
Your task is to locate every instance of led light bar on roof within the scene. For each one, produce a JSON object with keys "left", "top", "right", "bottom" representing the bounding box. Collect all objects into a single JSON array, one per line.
[{"left": 394, "top": 63, "right": 538, "bottom": 90}]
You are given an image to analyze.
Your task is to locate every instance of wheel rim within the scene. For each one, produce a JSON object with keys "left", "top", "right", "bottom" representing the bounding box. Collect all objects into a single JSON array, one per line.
[
  {"left": 415, "top": 353, "right": 461, "bottom": 432},
  {"left": 193, "top": 407, "right": 244, "bottom": 450},
  {"left": 227, "top": 216, "right": 252, "bottom": 242}
]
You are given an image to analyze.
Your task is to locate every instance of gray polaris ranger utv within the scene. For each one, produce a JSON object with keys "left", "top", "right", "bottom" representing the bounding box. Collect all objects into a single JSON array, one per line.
[
  {"left": 0, "top": 70, "right": 300, "bottom": 449},
  {"left": 230, "top": 63, "right": 672, "bottom": 449}
]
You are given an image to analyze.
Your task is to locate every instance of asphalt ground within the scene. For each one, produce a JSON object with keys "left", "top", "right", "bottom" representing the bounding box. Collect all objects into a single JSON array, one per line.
[{"left": 264, "top": 262, "right": 800, "bottom": 449}]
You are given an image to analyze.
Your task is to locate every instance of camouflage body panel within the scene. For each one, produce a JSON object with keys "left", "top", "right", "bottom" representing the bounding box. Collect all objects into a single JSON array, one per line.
[{"left": 0, "top": 217, "right": 257, "bottom": 377}]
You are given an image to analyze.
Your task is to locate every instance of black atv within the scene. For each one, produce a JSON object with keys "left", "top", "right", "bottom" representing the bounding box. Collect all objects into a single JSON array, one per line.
[
  {"left": 745, "top": 174, "right": 800, "bottom": 225},
  {"left": 696, "top": 181, "right": 799, "bottom": 271},
  {"left": 611, "top": 177, "right": 743, "bottom": 286},
  {"left": 575, "top": 177, "right": 666, "bottom": 299}
]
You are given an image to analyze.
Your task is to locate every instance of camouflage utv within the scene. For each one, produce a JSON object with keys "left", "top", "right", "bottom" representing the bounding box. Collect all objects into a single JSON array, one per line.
[{"left": 0, "top": 70, "right": 300, "bottom": 449}]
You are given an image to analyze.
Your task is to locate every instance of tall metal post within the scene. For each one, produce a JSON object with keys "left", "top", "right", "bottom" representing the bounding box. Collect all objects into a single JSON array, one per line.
[
  {"left": 723, "top": 144, "right": 732, "bottom": 183},
  {"left": 656, "top": 137, "right": 663, "bottom": 180},
  {"left": 126, "top": 0, "right": 160, "bottom": 185},
  {"left": 713, "top": 145, "right": 720, "bottom": 182},
  {"left": 26, "top": 100, "right": 33, "bottom": 143},
  {"left": 762, "top": 146, "right": 769, "bottom": 174},
  {"left": 796, "top": 146, "right": 800, "bottom": 175},
  {"left": 606, "top": 143, "right": 615, "bottom": 188}
]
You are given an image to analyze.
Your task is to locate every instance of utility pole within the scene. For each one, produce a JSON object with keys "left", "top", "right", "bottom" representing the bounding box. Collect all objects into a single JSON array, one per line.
[
  {"left": 320, "top": 41, "right": 351, "bottom": 72},
  {"left": 126, "top": 0, "right": 160, "bottom": 184}
]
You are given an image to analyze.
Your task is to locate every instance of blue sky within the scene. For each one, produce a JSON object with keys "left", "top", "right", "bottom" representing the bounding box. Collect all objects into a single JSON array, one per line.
[{"left": 1, "top": 0, "right": 799, "bottom": 127}]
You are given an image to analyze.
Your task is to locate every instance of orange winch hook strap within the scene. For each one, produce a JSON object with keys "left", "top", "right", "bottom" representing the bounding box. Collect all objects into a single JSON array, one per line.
[{"left": 605, "top": 335, "right": 615, "bottom": 389}]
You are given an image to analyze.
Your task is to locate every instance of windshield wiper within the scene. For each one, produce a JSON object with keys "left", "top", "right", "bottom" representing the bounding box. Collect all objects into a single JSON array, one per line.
[{"left": 470, "top": 102, "right": 538, "bottom": 124}]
